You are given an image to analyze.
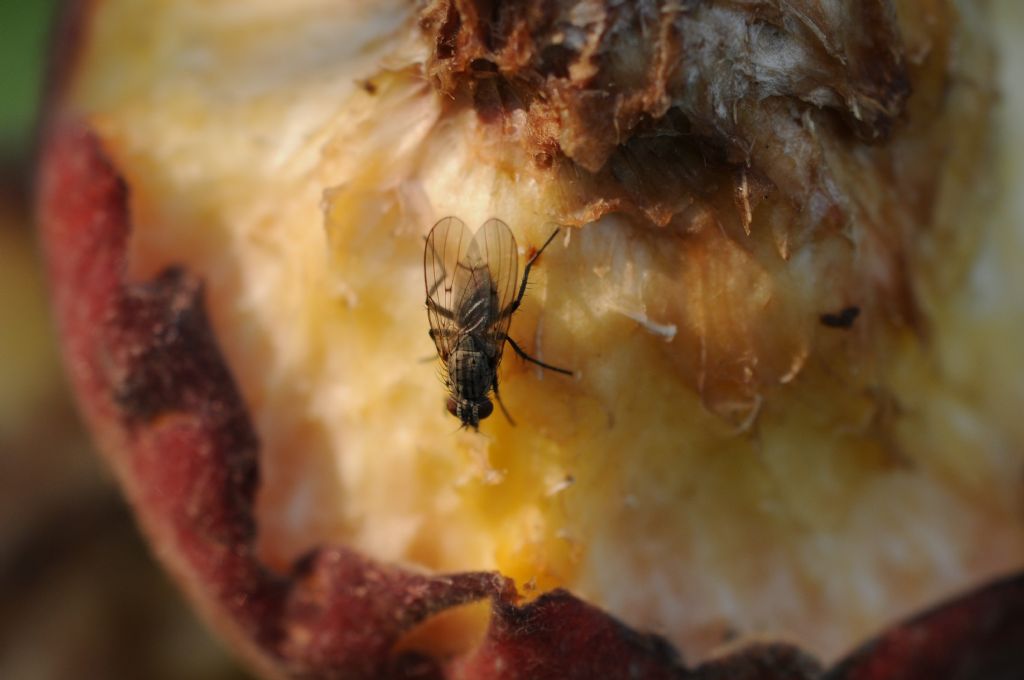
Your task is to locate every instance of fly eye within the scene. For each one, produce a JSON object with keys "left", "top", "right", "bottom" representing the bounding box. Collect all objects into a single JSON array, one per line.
[
  {"left": 478, "top": 400, "right": 494, "bottom": 420},
  {"left": 446, "top": 398, "right": 459, "bottom": 417}
]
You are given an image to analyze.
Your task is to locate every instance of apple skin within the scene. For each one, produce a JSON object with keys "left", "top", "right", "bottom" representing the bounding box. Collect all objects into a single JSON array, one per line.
[
  {"left": 32, "top": 1, "right": 1024, "bottom": 679},
  {"left": 823, "top": 574, "right": 1024, "bottom": 680}
]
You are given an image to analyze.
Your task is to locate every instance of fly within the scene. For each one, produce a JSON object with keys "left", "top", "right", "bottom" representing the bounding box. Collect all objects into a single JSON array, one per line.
[{"left": 424, "top": 216, "right": 572, "bottom": 430}]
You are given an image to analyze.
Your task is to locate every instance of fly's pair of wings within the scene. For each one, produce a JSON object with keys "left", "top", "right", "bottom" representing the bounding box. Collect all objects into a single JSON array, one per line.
[{"left": 424, "top": 217, "right": 519, "bottom": 362}]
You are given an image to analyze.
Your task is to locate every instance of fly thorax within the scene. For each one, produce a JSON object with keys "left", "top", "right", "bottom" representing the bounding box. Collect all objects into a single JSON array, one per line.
[{"left": 456, "top": 277, "right": 497, "bottom": 331}]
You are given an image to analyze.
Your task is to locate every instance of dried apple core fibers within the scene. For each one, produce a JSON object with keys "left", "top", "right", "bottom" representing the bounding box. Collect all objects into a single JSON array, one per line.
[{"left": 72, "top": 0, "right": 1024, "bottom": 662}]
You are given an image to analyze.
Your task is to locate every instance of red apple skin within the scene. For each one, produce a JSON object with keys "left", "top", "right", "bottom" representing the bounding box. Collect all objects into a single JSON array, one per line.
[
  {"left": 823, "top": 574, "right": 1024, "bottom": 680},
  {"left": 33, "top": 1, "right": 1024, "bottom": 679}
]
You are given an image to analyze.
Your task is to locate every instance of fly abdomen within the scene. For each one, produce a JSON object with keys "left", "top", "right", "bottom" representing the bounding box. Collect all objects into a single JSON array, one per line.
[{"left": 448, "top": 336, "right": 494, "bottom": 402}]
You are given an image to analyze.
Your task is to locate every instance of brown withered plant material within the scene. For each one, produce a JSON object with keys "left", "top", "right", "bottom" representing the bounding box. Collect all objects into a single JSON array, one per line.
[{"left": 422, "top": 0, "right": 909, "bottom": 224}]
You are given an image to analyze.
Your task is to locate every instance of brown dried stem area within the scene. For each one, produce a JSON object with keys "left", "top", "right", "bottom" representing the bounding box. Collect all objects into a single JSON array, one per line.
[{"left": 422, "top": 0, "right": 909, "bottom": 204}]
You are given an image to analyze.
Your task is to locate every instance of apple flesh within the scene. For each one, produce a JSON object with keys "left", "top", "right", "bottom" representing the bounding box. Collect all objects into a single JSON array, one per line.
[{"left": 37, "top": 117, "right": 698, "bottom": 679}]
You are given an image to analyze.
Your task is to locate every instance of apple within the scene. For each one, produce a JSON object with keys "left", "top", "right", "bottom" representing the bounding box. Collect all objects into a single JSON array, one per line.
[{"left": 35, "top": 0, "right": 1024, "bottom": 677}]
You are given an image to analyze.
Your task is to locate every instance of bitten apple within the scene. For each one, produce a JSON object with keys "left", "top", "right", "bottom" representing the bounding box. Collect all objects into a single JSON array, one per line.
[{"left": 36, "top": 0, "right": 1024, "bottom": 678}]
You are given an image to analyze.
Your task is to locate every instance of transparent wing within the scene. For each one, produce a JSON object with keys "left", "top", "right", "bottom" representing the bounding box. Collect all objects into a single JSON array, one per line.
[
  {"left": 473, "top": 218, "right": 519, "bottom": 361},
  {"left": 424, "top": 216, "right": 473, "bottom": 360}
]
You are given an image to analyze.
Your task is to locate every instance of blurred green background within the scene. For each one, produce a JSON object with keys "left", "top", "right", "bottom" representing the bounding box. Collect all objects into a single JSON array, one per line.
[
  {"left": 0, "top": 2, "right": 57, "bottom": 161},
  {"left": 0, "top": 4, "right": 249, "bottom": 679}
]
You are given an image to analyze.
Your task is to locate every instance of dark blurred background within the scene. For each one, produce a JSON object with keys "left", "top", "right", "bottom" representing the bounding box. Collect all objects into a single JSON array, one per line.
[{"left": 0, "top": 3, "right": 249, "bottom": 678}]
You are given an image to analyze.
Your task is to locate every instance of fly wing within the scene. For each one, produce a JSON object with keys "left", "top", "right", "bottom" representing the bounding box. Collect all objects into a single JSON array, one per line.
[
  {"left": 424, "top": 216, "right": 473, "bottom": 360},
  {"left": 473, "top": 218, "right": 519, "bottom": 360}
]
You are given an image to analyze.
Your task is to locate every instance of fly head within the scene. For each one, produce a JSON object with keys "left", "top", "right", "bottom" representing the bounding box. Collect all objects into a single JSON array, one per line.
[{"left": 447, "top": 396, "right": 494, "bottom": 430}]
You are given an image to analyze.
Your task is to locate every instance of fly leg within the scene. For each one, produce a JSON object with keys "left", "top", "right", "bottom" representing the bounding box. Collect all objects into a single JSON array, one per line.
[
  {"left": 428, "top": 326, "right": 457, "bottom": 344},
  {"left": 426, "top": 297, "right": 456, "bottom": 319},
  {"left": 491, "top": 376, "right": 516, "bottom": 426},
  {"left": 420, "top": 326, "right": 458, "bottom": 364},
  {"left": 501, "top": 334, "right": 573, "bottom": 376},
  {"left": 499, "top": 228, "right": 560, "bottom": 320}
]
